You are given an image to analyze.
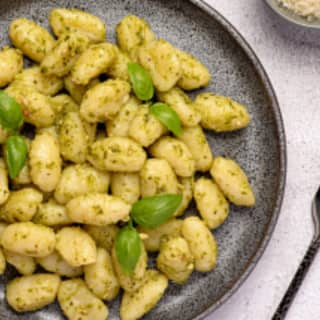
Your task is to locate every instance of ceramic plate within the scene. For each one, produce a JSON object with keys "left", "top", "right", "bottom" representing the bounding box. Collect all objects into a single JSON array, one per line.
[
  {"left": 264, "top": 0, "right": 320, "bottom": 29},
  {"left": 0, "top": 0, "right": 286, "bottom": 319}
]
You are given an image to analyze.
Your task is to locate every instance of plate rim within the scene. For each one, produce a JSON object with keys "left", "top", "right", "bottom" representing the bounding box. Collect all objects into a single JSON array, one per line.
[{"left": 188, "top": 1, "right": 287, "bottom": 319}]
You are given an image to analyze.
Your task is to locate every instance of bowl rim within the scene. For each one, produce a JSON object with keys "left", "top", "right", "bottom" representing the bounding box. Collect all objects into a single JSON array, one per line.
[
  {"left": 189, "top": 1, "right": 287, "bottom": 319},
  {"left": 263, "top": 0, "right": 320, "bottom": 30}
]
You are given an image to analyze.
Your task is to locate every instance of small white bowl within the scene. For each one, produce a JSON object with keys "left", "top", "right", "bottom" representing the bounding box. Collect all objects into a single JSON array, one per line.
[{"left": 264, "top": 0, "right": 320, "bottom": 29}]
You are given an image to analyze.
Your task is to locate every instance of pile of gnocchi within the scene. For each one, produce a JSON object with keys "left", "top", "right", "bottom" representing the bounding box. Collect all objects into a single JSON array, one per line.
[{"left": 0, "top": 8, "right": 255, "bottom": 320}]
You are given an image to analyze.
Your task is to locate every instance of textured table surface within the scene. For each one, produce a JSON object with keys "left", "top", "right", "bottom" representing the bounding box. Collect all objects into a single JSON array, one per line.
[{"left": 204, "top": 1, "right": 320, "bottom": 319}]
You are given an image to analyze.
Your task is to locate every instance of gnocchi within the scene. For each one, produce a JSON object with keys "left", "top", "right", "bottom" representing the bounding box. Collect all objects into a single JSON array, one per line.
[
  {"left": 210, "top": 157, "right": 255, "bottom": 206},
  {"left": 41, "top": 32, "right": 90, "bottom": 77},
  {"left": 138, "top": 218, "right": 183, "bottom": 252},
  {"left": 157, "top": 236, "right": 194, "bottom": 284},
  {"left": 88, "top": 137, "right": 147, "bottom": 172},
  {"left": 157, "top": 87, "right": 201, "bottom": 127},
  {"left": 193, "top": 177, "right": 229, "bottom": 229},
  {"left": 1, "top": 222, "right": 56, "bottom": 258},
  {"left": 138, "top": 39, "right": 182, "bottom": 92},
  {"left": 140, "top": 159, "right": 179, "bottom": 197},
  {"left": 66, "top": 193, "right": 131, "bottom": 225},
  {"left": 194, "top": 93, "right": 250, "bottom": 132},
  {"left": 71, "top": 43, "right": 117, "bottom": 85},
  {"left": 29, "top": 131, "right": 62, "bottom": 192},
  {"left": 111, "top": 172, "right": 140, "bottom": 204},
  {"left": 149, "top": 136, "right": 195, "bottom": 177},
  {"left": 80, "top": 79, "right": 131, "bottom": 123},
  {"left": 54, "top": 163, "right": 110, "bottom": 204},
  {"left": 9, "top": 18, "right": 55, "bottom": 62},
  {"left": 56, "top": 227, "right": 97, "bottom": 267},
  {"left": 0, "top": 47, "right": 23, "bottom": 88},
  {"left": 120, "top": 270, "right": 168, "bottom": 320},
  {"left": 182, "top": 216, "right": 218, "bottom": 272},
  {"left": 84, "top": 247, "right": 120, "bottom": 300},
  {"left": 58, "top": 278, "right": 108, "bottom": 320},
  {"left": 7, "top": 274, "right": 60, "bottom": 312},
  {"left": 49, "top": 8, "right": 106, "bottom": 43},
  {"left": 128, "top": 105, "right": 167, "bottom": 147}
]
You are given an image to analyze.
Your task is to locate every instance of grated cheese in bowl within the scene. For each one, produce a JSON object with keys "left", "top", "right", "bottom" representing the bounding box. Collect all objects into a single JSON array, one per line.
[{"left": 278, "top": 0, "right": 320, "bottom": 20}]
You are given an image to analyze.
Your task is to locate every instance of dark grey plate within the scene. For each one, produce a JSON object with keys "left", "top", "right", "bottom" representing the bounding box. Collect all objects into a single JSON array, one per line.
[{"left": 0, "top": 0, "right": 286, "bottom": 319}]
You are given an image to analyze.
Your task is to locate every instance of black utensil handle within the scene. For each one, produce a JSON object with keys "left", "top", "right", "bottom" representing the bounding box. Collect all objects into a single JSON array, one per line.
[{"left": 272, "top": 238, "right": 320, "bottom": 320}]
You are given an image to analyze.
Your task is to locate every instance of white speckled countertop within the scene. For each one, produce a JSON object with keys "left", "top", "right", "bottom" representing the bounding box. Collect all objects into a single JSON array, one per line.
[{"left": 204, "top": 1, "right": 320, "bottom": 319}]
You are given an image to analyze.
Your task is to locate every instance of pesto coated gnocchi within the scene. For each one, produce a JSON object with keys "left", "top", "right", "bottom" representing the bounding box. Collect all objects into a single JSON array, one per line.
[{"left": 0, "top": 8, "right": 255, "bottom": 320}]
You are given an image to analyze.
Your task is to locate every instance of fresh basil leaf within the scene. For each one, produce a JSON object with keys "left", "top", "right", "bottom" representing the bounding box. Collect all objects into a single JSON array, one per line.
[
  {"left": 5, "top": 135, "right": 28, "bottom": 179},
  {"left": 0, "top": 90, "right": 24, "bottom": 131},
  {"left": 115, "top": 224, "right": 142, "bottom": 275},
  {"left": 128, "top": 62, "right": 154, "bottom": 101},
  {"left": 150, "top": 103, "right": 182, "bottom": 136},
  {"left": 132, "top": 194, "right": 183, "bottom": 228}
]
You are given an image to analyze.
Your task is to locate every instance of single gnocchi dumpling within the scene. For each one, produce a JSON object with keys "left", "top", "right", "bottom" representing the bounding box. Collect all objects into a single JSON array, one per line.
[
  {"left": 49, "top": 8, "right": 106, "bottom": 43},
  {"left": 66, "top": 193, "right": 131, "bottom": 226},
  {"left": 87, "top": 137, "right": 147, "bottom": 172},
  {"left": 41, "top": 32, "right": 90, "bottom": 77},
  {"left": 50, "top": 93, "right": 79, "bottom": 115},
  {"left": 0, "top": 47, "right": 23, "bottom": 88},
  {"left": 116, "top": 15, "right": 155, "bottom": 56},
  {"left": 106, "top": 96, "right": 140, "bottom": 137},
  {"left": 138, "top": 218, "right": 183, "bottom": 252},
  {"left": 112, "top": 244, "right": 148, "bottom": 292},
  {"left": 5, "top": 86, "right": 56, "bottom": 128},
  {"left": 1, "top": 222, "right": 56, "bottom": 258},
  {"left": 128, "top": 105, "right": 167, "bottom": 147},
  {"left": 84, "top": 224, "right": 119, "bottom": 252},
  {"left": 80, "top": 79, "right": 131, "bottom": 123},
  {"left": 37, "top": 251, "right": 83, "bottom": 278},
  {"left": 157, "top": 87, "right": 201, "bottom": 127},
  {"left": 71, "top": 43, "right": 117, "bottom": 85},
  {"left": 58, "top": 111, "right": 89, "bottom": 163},
  {"left": 157, "top": 236, "right": 194, "bottom": 284},
  {"left": 149, "top": 136, "right": 195, "bottom": 177},
  {"left": 111, "top": 172, "right": 141, "bottom": 204},
  {"left": 58, "top": 278, "right": 108, "bottom": 320},
  {"left": 29, "top": 131, "right": 62, "bottom": 192},
  {"left": 33, "top": 199, "right": 72, "bottom": 226},
  {"left": 194, "top": 93, "right": 250, "bottom": 132},
  {"left": 1, "top": 187, "right": 43, "bottom": 223},
  {"left": 9, "top": 18, "right": 55, "bottom": 62},
  {"left": 210, "top": 157, "right": 255, "bottom": 207},
  {"left": 84, "top": 247, "right": 120, "bottom": 301},
  {"left": 178, "top": 125, "right": 213, "bottom": 172},
  {"left": 56, "top": 227, "right": 97, "bottom": 267},
  {"left": 64, "top": 75, "right": 100, "bottom": 104},
  {"left": 120, "top": 270, "right": 168, "bottom": 320},
  {"left": 12, "top": 66, "right": 64, "bottom": 96},
  {"left": 193, "top": 177, "right": 229, "bottom": 229},
  {"left": 138, "top": 39, "right": 182, "bottom": 92},
  {"left": 107, "top": 48, "right": 132, "bottom": 81},
  {"left": 182, "top": 216, "right": 218, "bottom": 272},
  {"left": 140, "top": 159, "right": 179, "bottom": 197},
  {"left": 6, "top": 274, "right": 61, "bottom": 312},
  {"left": 54, "top": 163, "right": 110, "bottom": 204},
  {"left": 4, "top": 250, "right": 36, "bottom": 275},
  {"left": 175, "top": 48, "right": 211, "bottom": 91}
]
